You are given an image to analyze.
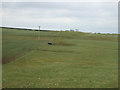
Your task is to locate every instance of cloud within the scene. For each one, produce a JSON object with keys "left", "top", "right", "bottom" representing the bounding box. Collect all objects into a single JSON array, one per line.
[
  {"left": 2, "top": 0, "right": 119, "bottom": 2},
  {"left": 2, "top": 2, "right": 118, "bottom": 33}
]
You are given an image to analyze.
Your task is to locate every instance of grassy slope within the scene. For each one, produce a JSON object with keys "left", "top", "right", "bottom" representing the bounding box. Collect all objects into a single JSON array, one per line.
[
  {"left": 2, "top": 28, "right": 118, "bottom": 88},
  {"left": 0, "top": 28, "right": 2, "bottom": 89}
]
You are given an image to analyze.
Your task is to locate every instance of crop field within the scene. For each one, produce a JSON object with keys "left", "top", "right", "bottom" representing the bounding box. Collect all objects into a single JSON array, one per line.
[{"left": 2, "top": 28, "right": 118, "bottom": 88}]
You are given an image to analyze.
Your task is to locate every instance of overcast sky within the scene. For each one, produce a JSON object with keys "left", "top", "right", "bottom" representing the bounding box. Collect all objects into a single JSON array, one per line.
[{"left": 2, "top": 2, "right": 118, "bottom": 33}]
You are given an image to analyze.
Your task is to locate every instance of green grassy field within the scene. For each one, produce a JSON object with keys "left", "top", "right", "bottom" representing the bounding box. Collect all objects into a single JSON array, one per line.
[{"left": 2, "top": 28, "right": 118, "bottom": 88}]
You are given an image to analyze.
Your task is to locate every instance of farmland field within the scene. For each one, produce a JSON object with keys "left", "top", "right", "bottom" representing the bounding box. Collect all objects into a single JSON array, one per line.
[{"left": 2, "top": 28, "right": 118, "bottom": 88}]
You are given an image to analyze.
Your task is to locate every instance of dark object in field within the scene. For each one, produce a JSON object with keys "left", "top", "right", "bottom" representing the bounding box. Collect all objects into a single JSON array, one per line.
[{"left": 48, "top": 43, "right": 53, "bottom": 45}]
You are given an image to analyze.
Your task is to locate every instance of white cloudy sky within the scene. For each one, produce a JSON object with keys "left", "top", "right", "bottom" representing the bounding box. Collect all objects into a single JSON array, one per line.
[{"left": 1, "top": 2, "right": 118, "bottom": 33}]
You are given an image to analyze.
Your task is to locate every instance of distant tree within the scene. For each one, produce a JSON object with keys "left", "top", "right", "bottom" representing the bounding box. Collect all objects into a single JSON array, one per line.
[
  {"left": 70, "top": 29, "right": 74, "bottom": 31},
  {"left": 76, "top": 29, "right": 79, "bottom": 32}
]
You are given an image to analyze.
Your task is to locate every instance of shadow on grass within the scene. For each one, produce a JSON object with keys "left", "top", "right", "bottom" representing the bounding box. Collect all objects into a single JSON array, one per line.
[{"left": 53, "top": 41, "right": 75, "bottom": 46}]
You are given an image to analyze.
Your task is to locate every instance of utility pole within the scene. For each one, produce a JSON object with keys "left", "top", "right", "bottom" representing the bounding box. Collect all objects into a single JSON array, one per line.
[{"left": 38, "top": 26, "right": 40, "bottom": 40}]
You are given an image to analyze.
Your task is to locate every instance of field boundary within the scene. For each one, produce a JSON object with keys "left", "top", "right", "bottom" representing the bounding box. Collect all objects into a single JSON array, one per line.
[{"left": 7, "top": 50, "right": 36, "bottom": 64}]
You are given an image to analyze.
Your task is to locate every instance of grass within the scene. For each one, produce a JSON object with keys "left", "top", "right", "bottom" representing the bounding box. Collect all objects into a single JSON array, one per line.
[{"left": 2, "top": 28, "right": 118, "bottom": 88}]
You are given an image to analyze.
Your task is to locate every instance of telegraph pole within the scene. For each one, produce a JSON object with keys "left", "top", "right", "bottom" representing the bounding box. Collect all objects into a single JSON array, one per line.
[{"left": 38, "top": 26, "right": 40, "bottom": 40}]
